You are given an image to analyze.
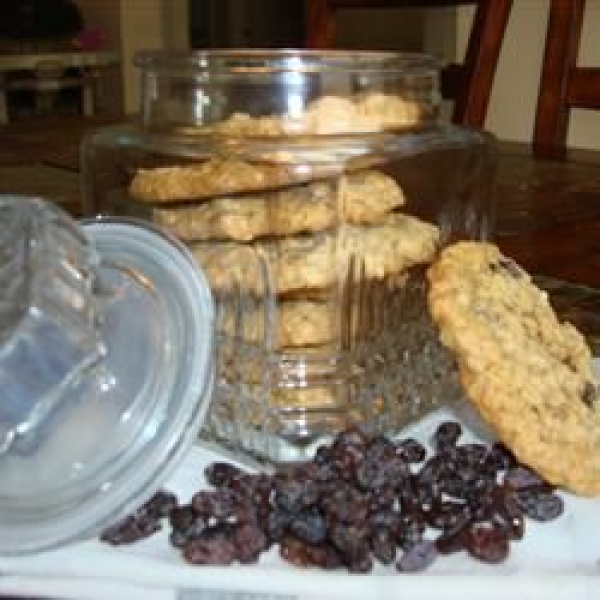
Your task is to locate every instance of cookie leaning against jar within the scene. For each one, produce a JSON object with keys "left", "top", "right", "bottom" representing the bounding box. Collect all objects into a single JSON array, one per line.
[
  {"left": 149, "top": 170, "right": 406, "bottom": 242},
  {"left": 427, "top": 241, "right": 600, "bottom": 496}
]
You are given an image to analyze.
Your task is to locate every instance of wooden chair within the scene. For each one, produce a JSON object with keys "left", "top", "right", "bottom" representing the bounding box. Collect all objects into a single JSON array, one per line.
[
  {"left": 533, "top": 0, "right": 600, "bottom": 158},
  {"left": 2, "top": 59, "right": 96, "bottom": 122},
  {"left": 304, "top": 0, "right": 513, "bottom": 128}
]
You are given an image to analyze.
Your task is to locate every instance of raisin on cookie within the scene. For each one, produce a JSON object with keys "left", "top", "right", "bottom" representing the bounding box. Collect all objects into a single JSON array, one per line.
[{"left": 427, "top": 241, "right": 600, "bottom": 495}]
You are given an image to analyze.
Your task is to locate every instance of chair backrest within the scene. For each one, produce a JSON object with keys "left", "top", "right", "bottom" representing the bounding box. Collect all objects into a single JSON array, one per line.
[
  {"left": 304, "top": 0, "right": 513, "bottom": 127},
  {"left": 533, "top": 0, "right": 600, "bottom": 158}
]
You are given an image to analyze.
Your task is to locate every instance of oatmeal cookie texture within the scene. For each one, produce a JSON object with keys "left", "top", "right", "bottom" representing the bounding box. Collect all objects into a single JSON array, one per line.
[
  {"left": 191, "top": 212, "right": 440, "bottom": 294},
  {"left": 219, "top": 300, "right": 338, "bottom": 349},
  {"left": 427, "top": 241, "right": 600, "bottom": 495},
  {"left": 339, "top": 170, "right": 405, "bottom": 223},
  {"left": 153, "top": 196, "right": 269, "bottom": 242},
  {"left": 205, "top": 92, "right": 421, "bottom": 136},
  {"left": 129, "top": 158, "right": 295, "bottom": 202},
  {"left": 355, "top": 92, "right": 422, "bottom": 130},
  {"left": 151, "top": 170, "right": 405, "bottom": 242}
]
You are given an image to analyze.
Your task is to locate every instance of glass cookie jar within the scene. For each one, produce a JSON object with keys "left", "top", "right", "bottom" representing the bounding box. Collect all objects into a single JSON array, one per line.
[{"left": 82, "top": 50, "right": 495, "bottom": 462}]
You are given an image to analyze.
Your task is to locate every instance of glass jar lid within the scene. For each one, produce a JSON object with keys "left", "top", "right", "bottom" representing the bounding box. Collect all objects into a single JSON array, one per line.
[
  {"left": 0, "top": 197, "right": 214, "bottom": 555},
  {"left": 134, "top": 49, "right": 441, "bottom": 134}
]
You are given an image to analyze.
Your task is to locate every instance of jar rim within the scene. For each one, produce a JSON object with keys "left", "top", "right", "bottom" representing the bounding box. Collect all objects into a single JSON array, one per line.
[{"left": 134, "top": 49, "right": 440, "bottom": 76}]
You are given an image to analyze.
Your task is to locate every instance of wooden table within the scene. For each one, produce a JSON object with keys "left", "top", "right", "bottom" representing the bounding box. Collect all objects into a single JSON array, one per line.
[
  {"left": 493, "top": 141, "right": 600, "bottom": 350},
  {"left": 495, "top": 141, "right": 600, "bottom": 289}
]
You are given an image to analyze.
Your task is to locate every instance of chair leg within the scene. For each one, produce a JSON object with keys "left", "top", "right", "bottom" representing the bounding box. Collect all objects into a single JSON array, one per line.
[
  {"left": 0, "top": 85, "right": 7, "bottom": 125},
  {"left": 453, "top": 0, "right": 513, "bottom": 127},
  {"left": 305, "top": 0, "right": 336, "bottom": 48},
  {"left": 533, "top": 0, "right": 586, "bottom": 159}
]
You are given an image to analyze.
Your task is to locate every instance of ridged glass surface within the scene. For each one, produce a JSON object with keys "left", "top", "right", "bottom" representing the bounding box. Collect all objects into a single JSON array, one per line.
[{"left": 82, "top": 50, "right": 495, "bottom": 463}]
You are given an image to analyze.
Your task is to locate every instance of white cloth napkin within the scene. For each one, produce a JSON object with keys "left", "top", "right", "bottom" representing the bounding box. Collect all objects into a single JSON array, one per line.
[{"left": 1, "top": 408, "right": 600, "bottom": 599}]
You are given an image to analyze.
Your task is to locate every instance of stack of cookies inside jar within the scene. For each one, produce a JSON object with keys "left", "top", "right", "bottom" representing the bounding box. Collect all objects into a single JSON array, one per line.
[{"left": 121, "top": 89, "right": 472, "bottom": 461}]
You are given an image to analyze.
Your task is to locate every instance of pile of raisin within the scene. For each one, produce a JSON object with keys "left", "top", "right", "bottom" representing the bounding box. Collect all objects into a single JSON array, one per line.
[{"left": 100, "top": 421, "right": 564, "bottom": 573}]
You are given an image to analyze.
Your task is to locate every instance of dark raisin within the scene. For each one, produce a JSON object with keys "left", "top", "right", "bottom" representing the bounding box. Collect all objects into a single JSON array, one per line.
[
  {"left": 370, "top": 527, "right": 397, "bottom": 565},
  {"left": 289, "top": 509, "right": 327, "bottom": 545},
  {"left": 395, "top": 438, "right": 427, "bottom": 463},
  {"left": 492, "top": 508, "right": 525, "bottom": 541},
  {"left": 274, "top": 475, "right": 321, "bottom": 512},
  {"left": 504, "top": 466, "right": 551, "bottom": 491},
  {"left": 417, "top": 455, "right": 447, "bottom": 507},
  {"left": 182, "top": 534, "right": 237, "bottom": 565},
  {"left": 492, "top": 486, "right": 523, "bottom": 526},
  {"left": 367, "top": 435, "right": 398, "bottom": 461},
  {"left": 204, "top": 461, "right": 246, "bottom": 488},
  {"left": 100, "top": 490, "right": 179, "bottom": 545},
  {"left": 280, "top": 537, "right": 343, "bottom": 570},
  {"left": 435, "top": 512, "right": 471, "bottom": 555},
  {"left": 169, "top": 504, "right": 199, "bottom": 533},
  {"left": 246, "top": 472, "right": 274, "bottom": 504},
  {"left": 432, "top": 421, "right": 462, "bottom": 450},
  {"left": 419, "top": 453, "right": 448, "bottom": 487},
  {"left": 582, "top": 381, "right": 597, "bottom": 408},
  {"left": 170, "top": 515, "right": 208, "bottom": 545},
  {"left": 330, "top": 428, "right": 370, "bottom": 479},
  {"left": 454, "top": 443, "right": 491, "bottom": 469},
  {"left": 445, "top": 470, "right": 495, "bottom": 503},
  {"left": 489, "top": 442, "right": 517, "bottom": 471},
  {"left": 192, "top": 488, "right": 239, "bottom": 520},
  {"left": 357, "top": 453, "right": 409, "bottom": 491},
  {"left": 266, "top": 507, "right": 293, "bottom": 542},
  {"left": 100, "top": 514, "right": 161, "bottom": 545},
  {"left": 512, "top": 488, "right": 564, "bottom": 522},
  {"left": 170, "top": 529, "right": 190, "bottom": 548},
  {"left": 233, "top": 522, "right": 269, "bottom": 563},
  {"left": 426, "top": 500, "right": 470, "bottom": 530},
  {"left": 397, "top": 514, "right": 426, "bottom": 551},
  {"left": 396, "top": 540, "right": 438, "bottom": 572},
  {"left": 321, "top": 483, "right": 370, "bottom": 524},
  {"left": 369, "top": 508, "right": 402, "bottom": 539},
  {"left": 346, "top": 548, "right": 373, "bottom": 573},
  {"left": 464, "top": 522, "right": 509, "bottom": 563},
  {"left": 364, "top": 486, "right": 394, "bottom": 514},
  {"left": 355, "top": 454, "right": 387, "bottom": 490},
  {"left": 229, "top": 473, "right": 273, "bottom": 513},
  {"left": 293, "top": 458, "right": 336, "bottom": 483},
  {"left": 279, "top": 537, "right": 314, "bottom": 568},
  {"left": 313, "top": 444, "right": 334, "bottom": 466},
  {"left": 329, "top": 523, "right": 370, "bottom": 561},
  {"left": 143, "top": 490, "right": 178, "bottom": 519}
]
